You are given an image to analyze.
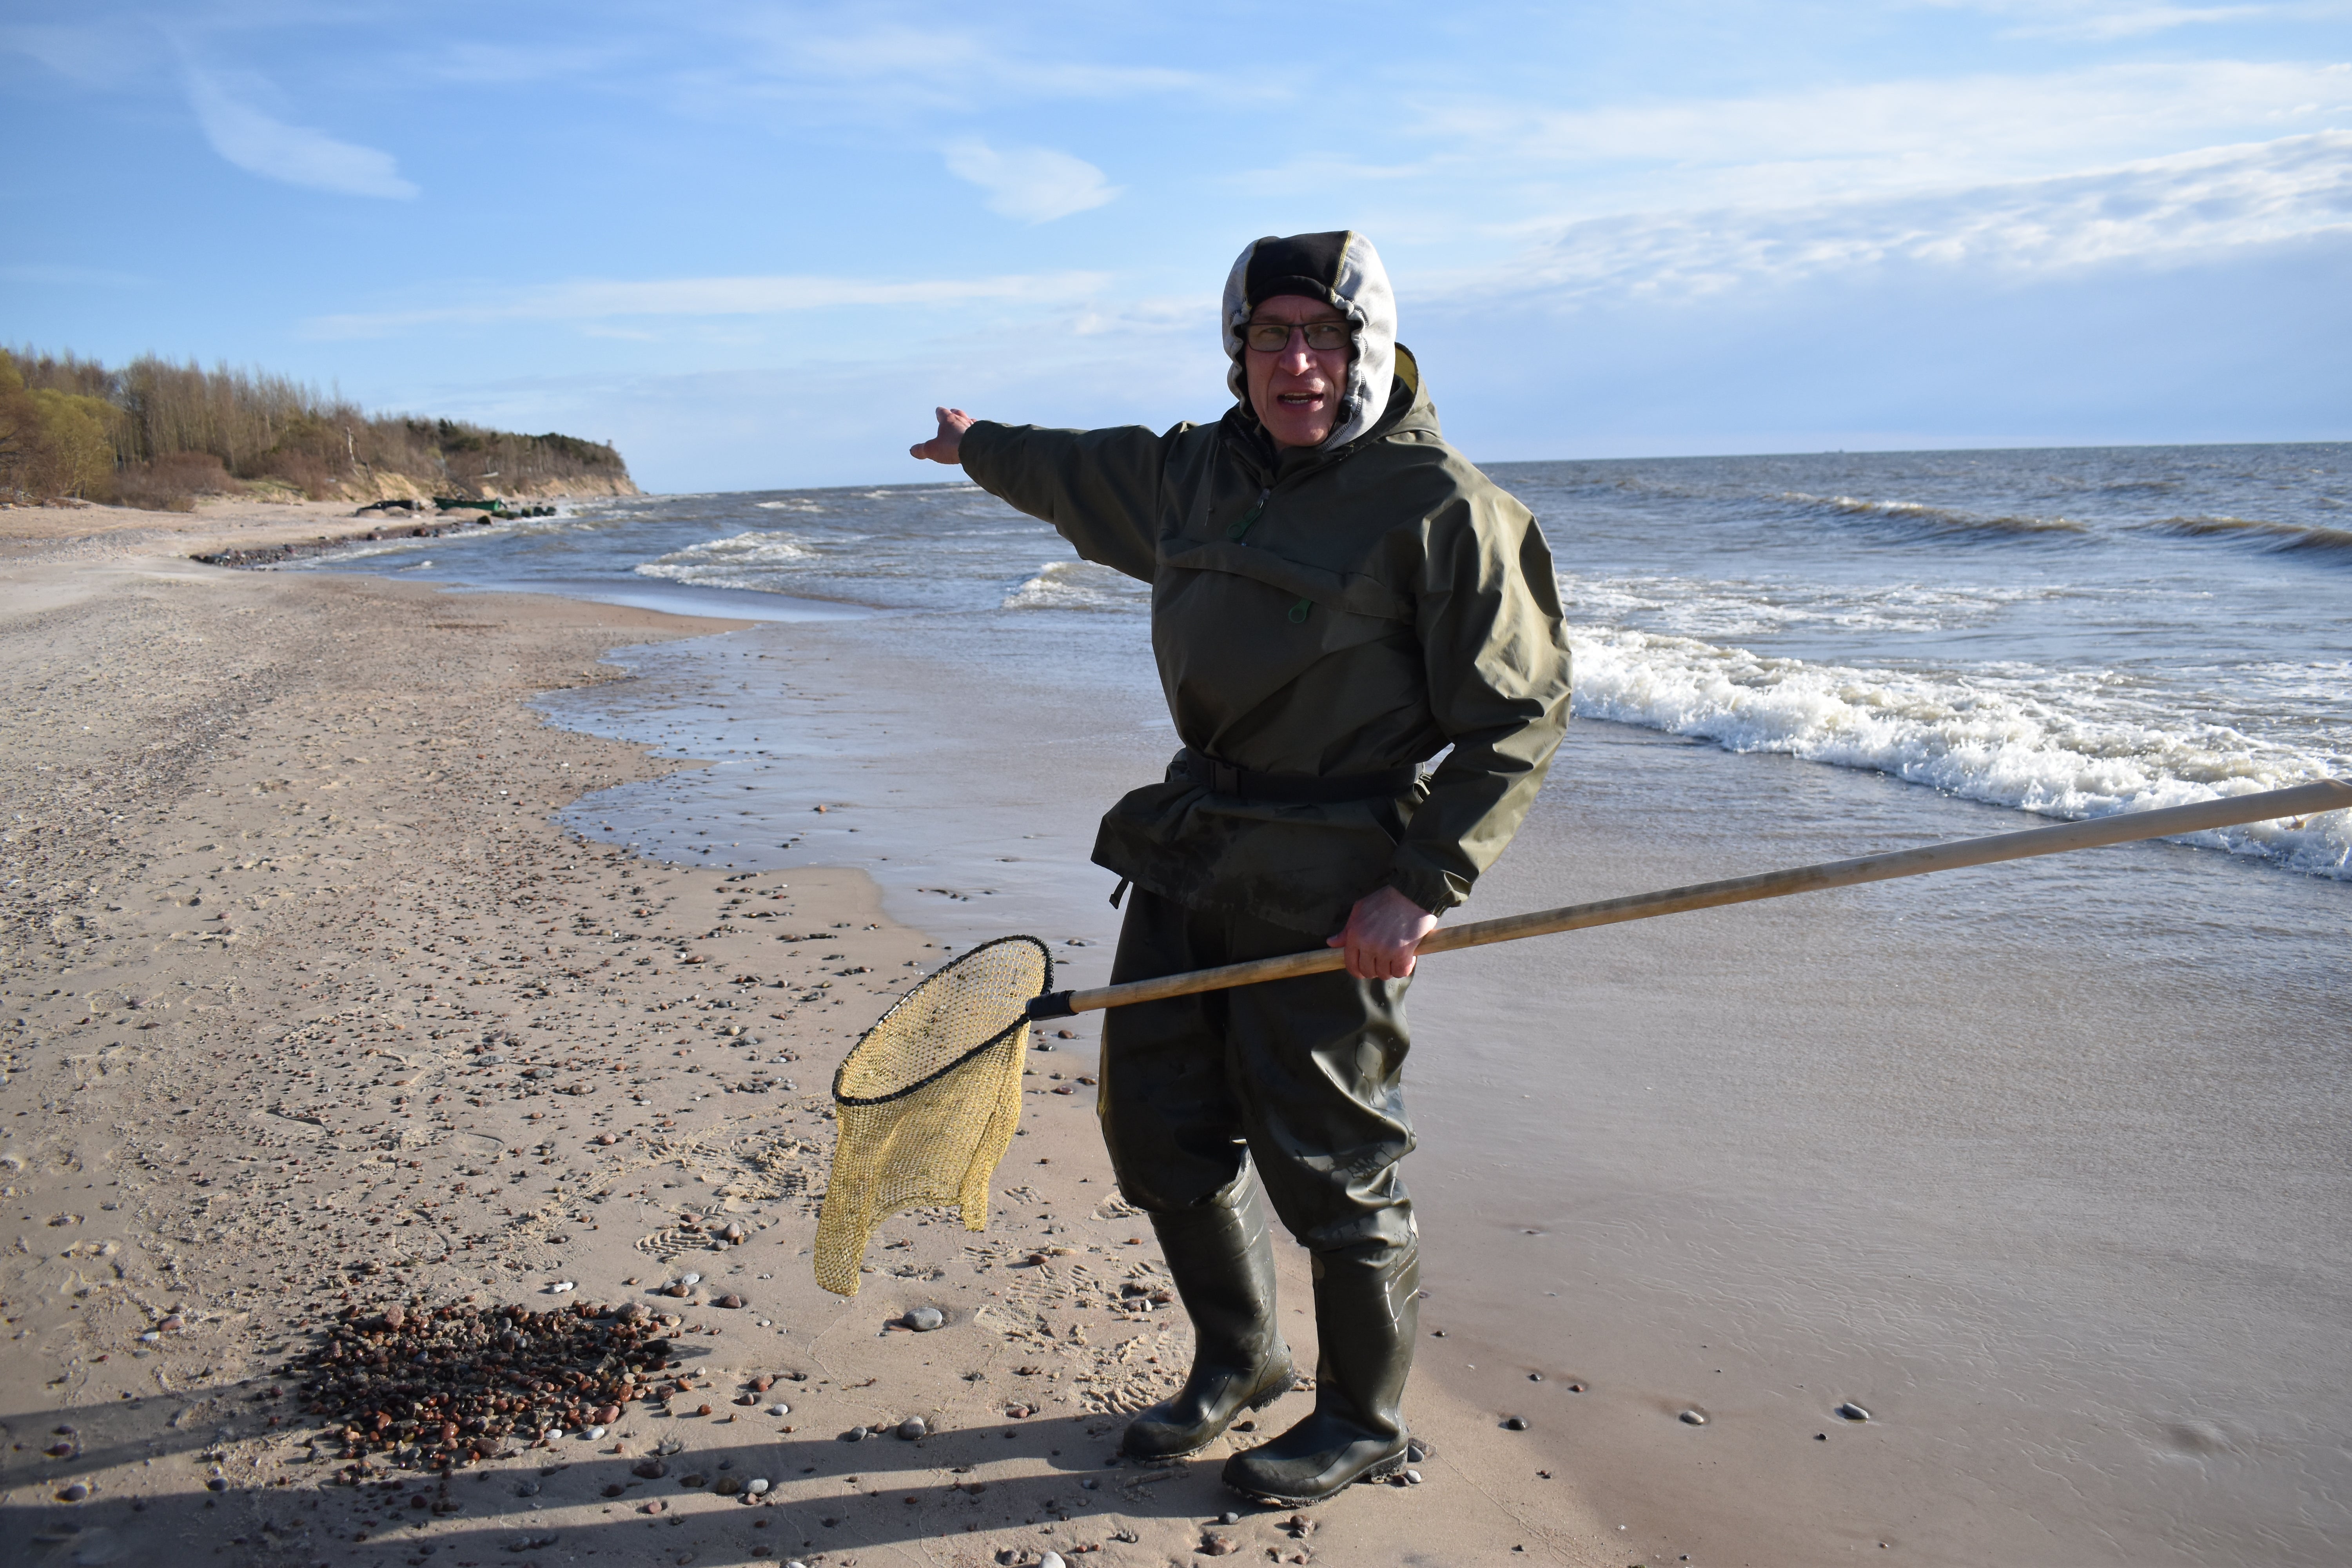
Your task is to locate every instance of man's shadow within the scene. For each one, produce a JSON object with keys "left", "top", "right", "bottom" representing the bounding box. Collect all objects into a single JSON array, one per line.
[{"left": 4, "top": 1380, "right": 1302, "bottom": 1567}]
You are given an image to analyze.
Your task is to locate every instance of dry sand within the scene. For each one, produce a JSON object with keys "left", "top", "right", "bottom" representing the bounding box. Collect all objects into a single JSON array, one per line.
[{"left": 0, "top": 499, "right": 1617, "bottom": 1568}]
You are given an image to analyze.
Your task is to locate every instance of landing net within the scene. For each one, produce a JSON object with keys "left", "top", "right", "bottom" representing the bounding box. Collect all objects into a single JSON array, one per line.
[{"left": 813, "top": 935, "right": 1050, "bottom": 1296}]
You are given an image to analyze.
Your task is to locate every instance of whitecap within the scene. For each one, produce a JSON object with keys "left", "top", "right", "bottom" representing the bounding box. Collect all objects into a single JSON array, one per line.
[
  {"left": 1566, "top": 623, "right": 2350, "bottom": 878},
  {"left": 1002, "top": 560, "right": 1149, "bottom": 612},
  {"left": 635, "top": 530, "right": 820, "bottom": 589}
]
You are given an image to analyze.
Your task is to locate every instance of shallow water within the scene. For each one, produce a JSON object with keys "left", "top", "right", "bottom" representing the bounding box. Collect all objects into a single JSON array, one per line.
[{"left": 300, "top": 441, "right": 2351, "bottom": 1563}]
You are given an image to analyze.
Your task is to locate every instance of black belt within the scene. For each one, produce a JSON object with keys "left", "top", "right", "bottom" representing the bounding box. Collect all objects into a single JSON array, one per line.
[{"left": 1170, "top": 748, "right": 1422, "bottom": 804}]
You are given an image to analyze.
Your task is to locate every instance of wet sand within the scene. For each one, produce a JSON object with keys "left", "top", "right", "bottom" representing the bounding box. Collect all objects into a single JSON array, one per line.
[
  {"left": 537, "top": 601, "right": 2352, "bottom": 1568},
  {"left": 0, "top": 503, "right": 1617, "bottom": 1567}
]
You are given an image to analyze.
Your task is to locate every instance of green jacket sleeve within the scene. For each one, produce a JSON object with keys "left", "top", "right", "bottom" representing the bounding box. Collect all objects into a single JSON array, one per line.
[
  {"left": 959, "top": 419, "right": 1179, "bottom": 584},
  {"left": 1387, "top": 494, "right": 1572, "bottom": 916}
]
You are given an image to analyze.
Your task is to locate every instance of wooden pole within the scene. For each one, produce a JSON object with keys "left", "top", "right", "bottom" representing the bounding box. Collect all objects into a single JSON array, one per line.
[{"left": 1032, "top": 779, "right": 2351, "bottom": 1018}]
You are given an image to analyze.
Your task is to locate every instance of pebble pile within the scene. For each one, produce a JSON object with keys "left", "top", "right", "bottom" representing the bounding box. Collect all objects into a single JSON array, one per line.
[{"left": 288, "top": 1299, "right": 687, "bottom": 1474}]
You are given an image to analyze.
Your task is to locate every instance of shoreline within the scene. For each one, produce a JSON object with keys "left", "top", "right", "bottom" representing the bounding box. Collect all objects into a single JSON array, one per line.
[{"left": 0, "top": 503, "right": 1615, "bottom": 1566}]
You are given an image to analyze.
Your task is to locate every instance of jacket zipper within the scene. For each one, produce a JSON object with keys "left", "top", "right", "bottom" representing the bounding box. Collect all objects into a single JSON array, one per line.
[{"left": 1227, "top": 487, "right": 1271, "bottom": 543}]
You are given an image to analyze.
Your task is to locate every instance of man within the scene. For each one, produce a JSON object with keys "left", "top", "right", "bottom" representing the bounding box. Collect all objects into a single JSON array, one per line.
[{"left": 911, "top": 231, "right": 1570, "bottom": 1503}]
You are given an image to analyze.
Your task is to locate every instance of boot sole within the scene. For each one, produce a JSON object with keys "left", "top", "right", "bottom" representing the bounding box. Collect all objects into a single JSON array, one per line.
[
  {"left": 1120, "top": 1370, "right": 1298, "bottom": 1463},
  {"left": 1222, "top": 1443, "right": 1409, "bottom": 1506}
]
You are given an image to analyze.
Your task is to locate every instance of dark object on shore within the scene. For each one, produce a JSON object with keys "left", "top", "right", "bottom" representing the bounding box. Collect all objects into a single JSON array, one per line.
[
  {"left": 356, "top": 498, "right": 421, "bottom": 514},
  {"left": 1679, "top": 1409, "right": 1708, "bottom": 1425},
  {"left": 1836, "top": 1401, "right": 1872, "bottom": 1422},
  {"left": 1502, "top": 1416, "right": 1528, "bottom": 1431},
  {"left": 434, "top": 496, "right": 559, "bottom": 518},
  {"left": 286, "top": 1298, "right": 684, "bottom": 1474},
  {"left": 192, "top": 523, "right": 456, "bottom": 568}
]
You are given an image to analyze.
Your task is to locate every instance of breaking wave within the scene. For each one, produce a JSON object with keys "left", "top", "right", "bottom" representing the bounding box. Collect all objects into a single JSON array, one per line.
[
  {"left": 1002, "top": 559, "right": 1148, "bottom": 612},
  {"left": 634, "top": 529, "right": 819, "bottom": 590},
  {"left": 1566, "top": 622, "right": 2350, "bottom": 878},
  {"left": 1780, "top": 491, "right": 2089, "bottom": 539},
  {"left": 2140, "top": 515, "right": 2352, "bottom": 561}
]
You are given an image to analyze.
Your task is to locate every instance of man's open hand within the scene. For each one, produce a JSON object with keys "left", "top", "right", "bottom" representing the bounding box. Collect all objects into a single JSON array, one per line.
[
  {"left": 910, "top": 406, "right": 975, "bottom": 465},
  {"left": 1328, "top": 884, "right": 1438, "bottom": 981}
]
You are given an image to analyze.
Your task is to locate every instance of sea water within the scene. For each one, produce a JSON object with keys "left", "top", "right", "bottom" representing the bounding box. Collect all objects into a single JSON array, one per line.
[{"left": 298, "top": 442, "right": 2350, "bottom": 1564}]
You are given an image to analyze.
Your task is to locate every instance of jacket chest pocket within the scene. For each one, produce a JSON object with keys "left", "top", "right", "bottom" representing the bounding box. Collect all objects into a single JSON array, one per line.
[{"left": 1157, "top": 537, "right": 1412, "bottom": 656}]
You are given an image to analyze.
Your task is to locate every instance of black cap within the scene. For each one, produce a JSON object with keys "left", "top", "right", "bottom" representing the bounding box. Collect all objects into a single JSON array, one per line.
[{"left": 1243, "top": 231, "right": 1352, "bottom": 312}]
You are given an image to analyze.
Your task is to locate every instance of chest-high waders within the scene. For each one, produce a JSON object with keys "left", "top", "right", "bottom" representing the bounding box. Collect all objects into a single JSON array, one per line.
[{"left": 1102, "top": 757, "right": 1421, "bottom": 1500}]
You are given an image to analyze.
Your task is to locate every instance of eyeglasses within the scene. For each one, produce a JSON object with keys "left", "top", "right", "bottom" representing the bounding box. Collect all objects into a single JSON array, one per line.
[{"left": 1241, "top": 319, "right": 1351, "bottom": 353}]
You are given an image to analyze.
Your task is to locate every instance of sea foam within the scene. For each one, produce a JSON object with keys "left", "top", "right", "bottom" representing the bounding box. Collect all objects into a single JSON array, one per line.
[
  {"left": 634, "top": 529, "right": 819, "bottom": 591},
  {"left": 1566, "top": 619, "right": 2350, "bottom": 877}
]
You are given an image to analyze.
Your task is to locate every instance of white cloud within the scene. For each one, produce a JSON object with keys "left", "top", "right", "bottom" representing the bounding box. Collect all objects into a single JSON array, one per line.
[
  {"left": 944, "top": 140, "right": 1122, "bottom": 223},
  {"left": 305, "top": 270, "right": 1110, "bottom": 338},
  {"left": 1912, "top": 2, "right": 2352, "bottom": 41},
  {"left": 1452, "top": 132, "right": 2352, "bottom": 306},
  {"left": 1410, "top": 60, "right": 2352, "bottom": 209},
  {"left": 184, "top": 66, "right": 418, "bottom": 200}
]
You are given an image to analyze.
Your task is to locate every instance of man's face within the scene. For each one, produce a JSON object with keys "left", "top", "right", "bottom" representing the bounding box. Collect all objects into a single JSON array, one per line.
[{"left": 1243, "top": 294, "right": 1351, "bottom": 450}]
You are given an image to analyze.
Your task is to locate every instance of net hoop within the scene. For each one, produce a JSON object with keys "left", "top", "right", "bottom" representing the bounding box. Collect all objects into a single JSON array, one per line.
[{"left": 830, "top": 934, "right": 1054, "bottom": 1107}]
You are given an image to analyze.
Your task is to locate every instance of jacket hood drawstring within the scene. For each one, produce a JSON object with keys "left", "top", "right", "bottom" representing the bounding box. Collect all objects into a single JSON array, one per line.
[{"left": 1220, "top": 231, "right": 1398, "bottom": 454}]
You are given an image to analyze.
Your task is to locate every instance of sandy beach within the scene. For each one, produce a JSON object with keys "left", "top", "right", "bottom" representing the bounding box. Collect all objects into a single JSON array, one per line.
[{"left": 0, "top": 500, "right": 1619, "bottom": 1568}]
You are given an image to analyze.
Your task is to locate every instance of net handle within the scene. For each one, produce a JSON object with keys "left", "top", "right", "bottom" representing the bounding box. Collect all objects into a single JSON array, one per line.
[{"left": 1027, "top": 779, "right": 2350, "bottom": 1018}]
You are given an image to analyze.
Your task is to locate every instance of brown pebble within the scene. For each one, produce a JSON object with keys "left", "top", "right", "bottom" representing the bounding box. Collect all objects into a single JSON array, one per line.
[
  {"left": 716, "top": 1294, "right": 743, "bottom": 1309},
  {"left": 696, "top": 1403, "right": 713, "bottom": 1416}
]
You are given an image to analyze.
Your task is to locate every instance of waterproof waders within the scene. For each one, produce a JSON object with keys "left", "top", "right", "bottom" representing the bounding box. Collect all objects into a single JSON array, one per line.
[
  {"left": 1120, "top": 1180, "right": 1297, "bottom": 1460},
  {"left": 1100, "top": 887, "right": 1419, "bottom": 1497},
  {"left": 1224, "top": 1238, "right": 1418, "bottom": 1502}
]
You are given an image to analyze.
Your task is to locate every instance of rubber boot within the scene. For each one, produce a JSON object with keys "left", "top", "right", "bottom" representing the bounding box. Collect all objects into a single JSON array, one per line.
[
  {"left": 1221, "top": 1238, "right": 1416, "bottom": 1503},
  {"left": 1122, "top": 1181, "right": 1295, "bottom": 1461}
]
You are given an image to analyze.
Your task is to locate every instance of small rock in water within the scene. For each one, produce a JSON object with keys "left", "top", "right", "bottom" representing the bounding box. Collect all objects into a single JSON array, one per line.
[
  {"left": 1836, "top": 1401, "right": 1871, "bottom": 1422},
  {"left": 1502, "top": 1416, "right": 1528, "bottom": 1431},
  {"left": 1679, "top": 1409, "right": 1708, "bottom": 1426},
  {"left": 903, "top": 1306, "right": 945, "bottom": 1332},
  {"left": 898, "top": 1416, "right": 929, "bottom": 1440}
]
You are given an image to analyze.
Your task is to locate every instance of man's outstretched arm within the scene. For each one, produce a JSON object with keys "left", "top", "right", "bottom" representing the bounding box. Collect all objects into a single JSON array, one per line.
[{"left": 910, "top": 406, "right": 975, "bottom": 465}]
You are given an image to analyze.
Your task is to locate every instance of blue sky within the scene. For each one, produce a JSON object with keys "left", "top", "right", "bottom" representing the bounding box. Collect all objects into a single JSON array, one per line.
[{"left": 4, "top": 1, "right": 2347, "bottom": 490}]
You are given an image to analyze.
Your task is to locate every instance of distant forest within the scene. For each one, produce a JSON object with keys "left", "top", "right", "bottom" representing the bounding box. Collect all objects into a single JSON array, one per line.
[{"left": 0, "top": 347, "right": 635, "bottom": 510}]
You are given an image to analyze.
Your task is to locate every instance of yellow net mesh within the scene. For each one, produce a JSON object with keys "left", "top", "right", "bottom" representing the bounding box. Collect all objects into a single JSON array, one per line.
[{"left": 813, "top": 935, "right": 1050, "bottom": 1297}]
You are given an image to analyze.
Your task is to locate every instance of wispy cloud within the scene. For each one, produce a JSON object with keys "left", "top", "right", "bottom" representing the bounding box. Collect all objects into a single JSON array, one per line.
[
  {"left": 183, "top": 65, "right": 418, "bottom": 199},
  {"left": 944, "top": 140, "right": 1122, "bottom": 223},
  {"left": 305, "top": 270, "right": 1110, "bottom": 338},
  {"left": 1453, "top": 132, "right": 2352, "bottom": 307},
  {"left": 1409, "top": 60, "right": 2352, "bottom": 209},
  {"left": 1912, "top": 2, "right": 2352, "bottom": 41},
  {"left": 728, "top": 18, "right": 1214, "bottom": 109}
]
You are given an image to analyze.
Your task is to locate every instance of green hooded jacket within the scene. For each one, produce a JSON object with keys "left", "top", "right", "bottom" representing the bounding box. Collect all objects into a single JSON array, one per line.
[{"left": 961, "top": 346, "right": 1571, "bottom": 937}]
